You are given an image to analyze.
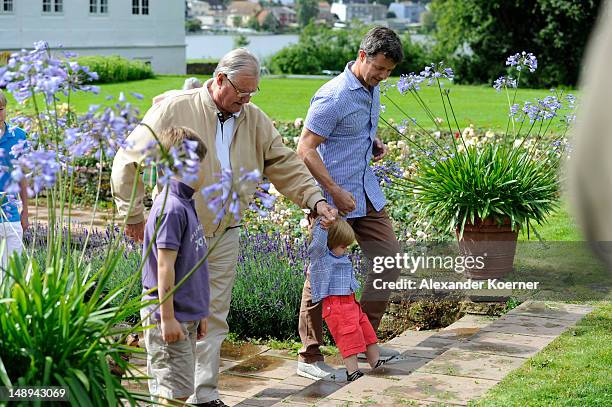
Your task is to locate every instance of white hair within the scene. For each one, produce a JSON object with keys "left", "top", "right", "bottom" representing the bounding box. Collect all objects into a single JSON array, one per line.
[
  {"left": 182, "top": 77, "right": 203, "bottom": 90},
  {"left": 213, "top": 48, "right": 260, "bottom": 80}
]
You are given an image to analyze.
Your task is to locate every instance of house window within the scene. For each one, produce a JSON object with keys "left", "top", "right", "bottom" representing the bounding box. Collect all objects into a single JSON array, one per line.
[
  {"left": 42, "top": 0, "right": 63, "bottom": 13},
  {"left": 1, "top": 0, "right": 13, "bottom": 13},
  {"left": 90, "top": 0, "right": 108, "bottom": 14},
  {"left": 132, "top": 0, "right": 149, "bottom": 15}
]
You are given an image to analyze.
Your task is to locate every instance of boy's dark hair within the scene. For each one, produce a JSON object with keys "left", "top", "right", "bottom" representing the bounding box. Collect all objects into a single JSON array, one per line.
[
  {"left": 159, "top": 126, "right": 207, "bottom": 161},
  {"left": 327, "top": 218, "right": 355, "bottom": 250},
  {"left": 360, "top": 26, "right": 404, "bottom": 64}
]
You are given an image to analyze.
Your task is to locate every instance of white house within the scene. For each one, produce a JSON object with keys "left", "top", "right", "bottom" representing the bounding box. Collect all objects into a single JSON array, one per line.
[
  {"left": 0, "top": 0, "right": 186, "bottom": 74},
  {"left": 330, "top": 1, "right": 387, "bottom": 24},
  {"left": 388, "top": 1, "right": 425, "bottom": 23}
]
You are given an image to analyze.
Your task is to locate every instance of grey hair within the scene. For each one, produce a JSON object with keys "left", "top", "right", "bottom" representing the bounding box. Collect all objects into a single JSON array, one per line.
[
  {"left": 213, "top": 48, "right": 260, "bottom": 80},
  {"left": 0, "top": 89, "right": 7, "bottom": 107},
  {"left": 182, "top": 77, "right": 203, "bottom": 90}
]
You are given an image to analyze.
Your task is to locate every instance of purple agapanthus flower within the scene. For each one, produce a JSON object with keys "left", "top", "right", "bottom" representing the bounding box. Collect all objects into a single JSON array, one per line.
[
  {"left": 202, "top": 168, "right": 274, "bottom": 224},
  {"left": 493, "top": 76, "right": 518, "bottom": 92},
  {"left": 373, "top": 161, "right": 403, "bottom": 185},
  {"left": 506, "top": 51, "right": 538, "bottom": 73}
]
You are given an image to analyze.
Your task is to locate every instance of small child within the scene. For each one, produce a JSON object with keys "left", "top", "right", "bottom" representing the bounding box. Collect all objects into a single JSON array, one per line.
[
  {"left": 140, "top": 126, "right": 208, "bottom": 403},
  {"left": 0, "top": 89, "right": 28, "bottom": 271},
  {"left": 309, "top": 217, "right": 386, "bottom": 382}
]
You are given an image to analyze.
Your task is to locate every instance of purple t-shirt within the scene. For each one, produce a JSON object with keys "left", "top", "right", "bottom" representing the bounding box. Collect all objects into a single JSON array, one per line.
[{"left": 141, "top": 179, "right": 209, "bottom": 322}]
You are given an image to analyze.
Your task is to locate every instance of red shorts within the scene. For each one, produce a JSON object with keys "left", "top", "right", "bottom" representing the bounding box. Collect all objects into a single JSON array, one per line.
[{"left": 322, "top": 294, "right": 378, "bottom": 358}]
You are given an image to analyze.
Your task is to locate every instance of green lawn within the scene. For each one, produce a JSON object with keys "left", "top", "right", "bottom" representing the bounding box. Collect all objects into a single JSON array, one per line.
[
  {"left": 472, "top": 302, "right": 612, "bottom": 406},
  {"left": 6, "top": 75, "right": 558, "bottom": 129}
]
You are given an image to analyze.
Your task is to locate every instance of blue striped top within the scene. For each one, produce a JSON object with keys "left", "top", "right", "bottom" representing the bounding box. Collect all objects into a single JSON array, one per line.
[
  {"left": 304, "top": 62, "right": 386, "bottom": 218},
  {"left": 308, "top": 219, "right": 360, "bottom": 303}
]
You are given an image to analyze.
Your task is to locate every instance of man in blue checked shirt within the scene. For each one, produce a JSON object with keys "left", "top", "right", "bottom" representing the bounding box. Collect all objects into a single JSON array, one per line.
[{"left": 296, "top": 26, "right": 404, "bottom": 380}]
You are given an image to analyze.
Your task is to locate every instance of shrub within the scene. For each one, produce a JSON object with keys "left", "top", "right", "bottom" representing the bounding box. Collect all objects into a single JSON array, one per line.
[
  {"left": 77, "top": 55, "right": 154, "bottom": 83},
  {"left": 269, "top": 22, "right": 432, "bottom": 76}
]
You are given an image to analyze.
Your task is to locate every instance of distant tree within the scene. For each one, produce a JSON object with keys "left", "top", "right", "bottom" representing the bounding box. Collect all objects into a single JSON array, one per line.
[
  {"left": 386, "top": 11, "right": 396, "bottom": 19},
  {"left": 247, "top": 16, "right": 261, "bottom": 30},
  {"left": 420, "top": 9, "right": 435, "bottom": 33},
  {"left": 431, "top": 0, "right": 602, "bottom": 86},
  {"left": 234, "top": 34, "right": 250, "bottom": 48},
  {"left": 262, "top": 12, "right": 281, "bottom": 33},
  {"left": 185, "top": 18, "right": 202, "bottom": 33},
  {"left": 296, "top": 0, "right": 319, "bottom": 27},
  {"left": 232, "top": 15, "right": 243, "bottom": 28}
]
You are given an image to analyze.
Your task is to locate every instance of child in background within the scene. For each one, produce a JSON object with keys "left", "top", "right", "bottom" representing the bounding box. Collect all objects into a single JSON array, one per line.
[
  {"left": 308, "top": 217, "right": 387, "bottom": 381},
  {"left": 141, "top": 126, "right": 209, "bottom": 404},
  {"left": 0, "top": 89, "right": 28, "bottom": 271}
]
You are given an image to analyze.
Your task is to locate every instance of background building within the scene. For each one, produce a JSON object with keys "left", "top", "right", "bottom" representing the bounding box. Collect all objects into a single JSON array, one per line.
[{"left": 0, "top": 0, "right": 185, "bottom": 74}]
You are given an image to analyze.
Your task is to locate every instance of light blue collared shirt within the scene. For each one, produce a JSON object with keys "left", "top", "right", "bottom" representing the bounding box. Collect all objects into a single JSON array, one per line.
[
  {"left": 304, "top": 61, "right": 386, "bottom": 218},
  {"left": 308, "top": 219, "right": 360, "bottom": 304}
]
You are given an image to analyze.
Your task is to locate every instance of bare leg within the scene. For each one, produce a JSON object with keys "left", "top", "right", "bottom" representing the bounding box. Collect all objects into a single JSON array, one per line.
[
  {"left": 343, "top": 354, "right": 359, "bottom": 374},
  {"left": 365, "top": 344, "right": 380, "bottom": 368}
]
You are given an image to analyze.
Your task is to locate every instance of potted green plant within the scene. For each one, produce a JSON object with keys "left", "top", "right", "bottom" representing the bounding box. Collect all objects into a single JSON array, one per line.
[{"left": 378, "top": 53, "right": 574, "bottom": 279}]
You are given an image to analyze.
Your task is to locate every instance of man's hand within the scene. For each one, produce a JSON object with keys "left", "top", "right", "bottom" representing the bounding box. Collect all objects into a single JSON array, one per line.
[
  {"left": 126, "top": 221, "right": 145, "bottom": 242},
  {"left": 329, "top": 186, "right": 356, "bottom": 216},
  {"left": 197, "top": 318, "right": 208, "bottom": 340},
  {"left": 20, "top": 211, "right": 29, "bottom": 232},
  {"left": 315, "top": 201, "right": 338, "bottom": 228},
  {"left": 161, "top": 317, "right": 185, "bottom": 343},
  {"left": 372, "top": 138, "right": 388, "bottom": 162}
]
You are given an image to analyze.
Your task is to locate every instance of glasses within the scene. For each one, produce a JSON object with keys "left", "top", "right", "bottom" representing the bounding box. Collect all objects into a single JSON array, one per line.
[{"left": 224, "top": 74, "right": 259, "bottom": 98}]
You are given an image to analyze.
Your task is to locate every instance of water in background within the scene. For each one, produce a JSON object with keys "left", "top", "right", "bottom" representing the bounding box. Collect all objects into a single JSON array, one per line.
[{"left": 186, "top": 34, "right": 299, "bottom": 61}]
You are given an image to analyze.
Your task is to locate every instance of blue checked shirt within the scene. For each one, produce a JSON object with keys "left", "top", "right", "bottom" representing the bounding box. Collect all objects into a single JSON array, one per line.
[
  {"left": 308, "top": 219, "right": 360, "bottom": 303},
  {"left": 304, "top": 61, "right": 386, "bottom": 218}
]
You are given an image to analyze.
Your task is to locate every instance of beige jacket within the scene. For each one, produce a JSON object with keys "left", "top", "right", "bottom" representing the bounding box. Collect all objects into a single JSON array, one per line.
[{"left": 111, "top": 83, "right": 324, "bottom": 237}]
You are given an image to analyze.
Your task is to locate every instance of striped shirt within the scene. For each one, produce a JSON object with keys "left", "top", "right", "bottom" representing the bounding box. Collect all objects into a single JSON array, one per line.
[
  {"left": 308, "top": 219, "right": 360, "bottom": 303},
  {"left": 304, "top": 61, "right": 385, "bottom": 218}
]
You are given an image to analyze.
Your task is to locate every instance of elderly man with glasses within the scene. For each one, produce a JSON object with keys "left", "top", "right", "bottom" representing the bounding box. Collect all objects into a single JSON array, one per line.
[{"left": 111, "top": 48, "right": 336, "bottom": 407}]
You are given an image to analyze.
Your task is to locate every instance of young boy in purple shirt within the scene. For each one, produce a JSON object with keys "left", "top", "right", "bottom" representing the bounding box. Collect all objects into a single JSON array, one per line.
[{"left": 141, "top": 126, "right": 209, "bottom": 402}]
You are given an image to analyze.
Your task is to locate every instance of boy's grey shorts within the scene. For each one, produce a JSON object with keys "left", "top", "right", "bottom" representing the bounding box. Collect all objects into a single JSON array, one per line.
[{"left": 142, "top": 311, "right": 200, "bottom": 400}]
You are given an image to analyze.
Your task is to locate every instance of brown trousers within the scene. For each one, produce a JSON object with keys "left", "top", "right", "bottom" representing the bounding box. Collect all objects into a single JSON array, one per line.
[{"left": 298, "top": 201, "right": 401, "bottom": 363}]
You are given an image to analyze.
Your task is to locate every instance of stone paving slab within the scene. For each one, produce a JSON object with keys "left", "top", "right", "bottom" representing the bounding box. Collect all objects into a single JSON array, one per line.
[
  {"left": 325, "top": 376, "right": 400, "bottom": 403},
  {"left": 385, "top": 330, "right": 438, "bottom": 349},
  {"left": 222, "top": 394, "right": 250, "bottom": 406},
  {"left": 481, "top": 314, "right": 569, "bottom": 337},
  {"left": 384, "top": 371, "right": 499, "bottom": 405},
  {"left": 218, "top": 372, "right": 283, "bottom": 399},
  {"left": 283, "top": 379, "right": 344, "bottom": 405},
  {"left": 442, "top": 314, "right": 497, "bottom": 330},
  {"left": 417, "top": 348, "right": 526, "bottom": 381},
  {"left": 455, "top": 331, "right": 556, "bottom": 358},
  {"left": 367, "top": 355, "right": 432, "bottom": 380},
  {"left": 317, "top": 396, "right": 461, "bottom": 406},
  {"left": 227, "top": 355, "right": 299, "bottom": 380},
  {"left": 511, "top": 301, "right": 594, "bottom": 322},
  {"left": 398, "top": 337, "right": 460, "bottom": 359},
  {"left": 281, "top": 374, "right": 316, "bottom": 388},
  {"left": 236, "top": 382, "right": 304, "bottom": 407}
]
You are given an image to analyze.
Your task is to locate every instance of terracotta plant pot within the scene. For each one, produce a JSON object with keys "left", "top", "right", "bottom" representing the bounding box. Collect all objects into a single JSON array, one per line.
[{"left": 456, "top": 217, "right": 519, "bottom": 280}]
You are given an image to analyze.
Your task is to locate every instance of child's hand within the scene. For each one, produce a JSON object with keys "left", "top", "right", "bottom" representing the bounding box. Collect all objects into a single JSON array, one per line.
[
  {"left": 161, "top": 317, "right": 185, "bottom": 343},
  {"left": 319, "top": 216, "right": 335, "bottom": 229},
  {"left": 197, "top": 318, "right": 208, "bottom": 340}
]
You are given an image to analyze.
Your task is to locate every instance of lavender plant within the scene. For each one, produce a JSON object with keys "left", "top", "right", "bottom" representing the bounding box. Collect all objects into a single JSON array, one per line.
[{"left": 379, "top": 52, "right": 575, "bottom": 235}]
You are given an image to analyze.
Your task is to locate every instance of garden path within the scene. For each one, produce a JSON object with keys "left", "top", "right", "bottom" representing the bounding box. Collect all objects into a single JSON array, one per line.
[{"left": 182, "top": 301, "right": 592, "bottom": 406}]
